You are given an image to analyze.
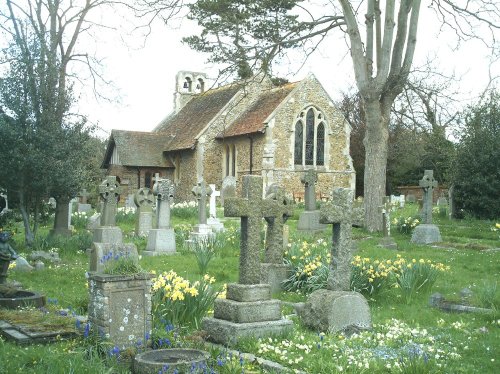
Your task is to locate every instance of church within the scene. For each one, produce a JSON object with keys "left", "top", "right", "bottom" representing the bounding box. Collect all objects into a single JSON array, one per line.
[{"left": 101, "top": 71, "right": 355, "bottom": 202}]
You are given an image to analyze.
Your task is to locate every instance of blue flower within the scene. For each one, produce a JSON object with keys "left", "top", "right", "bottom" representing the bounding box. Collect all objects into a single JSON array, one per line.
[
  {"left": 83, "top": 323, "right": 90, "bottom": 338},
  {"left": 75, "top": 319, "right": 81, "bottom": 329}
]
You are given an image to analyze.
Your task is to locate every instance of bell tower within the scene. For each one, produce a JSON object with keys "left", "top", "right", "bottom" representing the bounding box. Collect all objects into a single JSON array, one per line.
[{"left": 173, "top": 71, "right": 208, "bottom": 113}]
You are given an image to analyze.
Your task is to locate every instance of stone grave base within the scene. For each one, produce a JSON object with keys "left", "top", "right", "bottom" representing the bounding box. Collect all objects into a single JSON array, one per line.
[
  {"left": 0, "top": 319, "right": 78, "bottom": 345},
  {"left": 49, "top": 228, "right": 72, "bottom": 237},
  {"left": 203, "top": 317, "right": 293, "bottom": 345},
  {"left": 88, "top": 242, "right": 138, "bottom": 273},
  {"left": 297, "top": 210, "right": 327, "bottom": 232},
  {"left": 298, "top": 289, "right": 371, "bottom": 333},
  {"left": 188, "top": 224, "right": 215, "bottom": 243},
  {"left": 207, "top": 217, "right": 224, "bottom": 232},
  {"left": 411, "top": 224, "right": 442, "bottom": 244},
  {"left": 135, "top": 212, "right": 153, "bottom": 237},
  {"left": 260, "top": 263, "right": 289, "bottom": 294},
  {"left": 93, "top": 226, "right": 123, "bottom": 244},
  {"left": 378, "top": 237, "right": 398, "bottom": 250},
  {"left": 144, "top": 228, "right": 176, "bottom": 256},
  {"left": 77, "top": 203, "right": 92, "bottom": 213}
]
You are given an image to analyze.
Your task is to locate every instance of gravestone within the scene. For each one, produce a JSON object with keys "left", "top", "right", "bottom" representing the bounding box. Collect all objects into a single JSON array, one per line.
[
  {"left": 188, "top": 181, "right": 214, "bottom": 243},
  {"left": 220, "top": 176, "right": 237, "bottom": 205},
  {"left": 203, "top": 175, "right": 293, "bottom": 345},
  {"left": 207, "top": 184, "right": 224, "bottom": 232},
  {"left": 47, "top": 197, "right": 57, "bottom": 209},
  {"left": 93, "top": 176, "right": 123, "bottom": 244},
  {"left": 144, "top": 178, "right": 176, "bottom": 256},
  {"left": 77, "top": 189, "right": 92, "bottom": 213},
  {"left": 283, "top": 224, "right": 290, "bottom": 250},
  {"left": 297, "top": 169, "right": 326, "bottom": 232},
  {"left": 411, "top": 170, "right": 442, "bottom": 244},
  {"left": 448, "top": 185, "right": 456, "bottom": 219},
  {"left": 298, "top": 188, "right": 371, "bottom": 333},
  {"left": 378, "top": 196, "right": 397, "bottom": 250},
  {"left": 437, "top": 193, "right": 448, "bottom": 218},
  {"left": 261, "top": 184, "right": 293, "bottom": 293},
  {"left": 390, "top": 194, "right": 405, "bottom": 208},
  {"left": 134, "top": 188, "right": 154, "bottom": 237},
  {"left": 125, "top": 194, "right": 136, "bottom": 210},
  {"left": 406, "top": 194, "right": 416, "bottom": 203},
  {"left": 0, "top": 192, "right": 8, "bottom": 214},
  {"left": 50, "top": 197, "right": 73, "bottom": 237}
]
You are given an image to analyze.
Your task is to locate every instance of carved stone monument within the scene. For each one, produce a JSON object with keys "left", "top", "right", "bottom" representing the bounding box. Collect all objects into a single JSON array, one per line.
[
  {"left": 77, "top": 189, "right": 92, "bottom": 212},
  {"left": 50, "top": 197, "right": 73, "bottom": 237},
  {"left": 378, "top": 196, "right": 397, "bottom": 250},
  {"left": 261, "top": 184, "right": 293, "bottom": 293},
  {"left": 189, "top": 181, "right": 214, "bottom": 242},
  {"left": 298, "top": 188, "right": 371, "bottom": 333},
  {"left": 203, "top": 175, "right": 293, "bottom": 345},
  {"left": 134, "top": 188, "right": 154, "bottom": 237},
  {"left": 297, "top": 169, "right": 326, "bottom": 232},
  {"left": 411, "top": 170, "right": 442, "bottom": 244},
  {"left": 93, "top": 176, "right": 123, "bottom": 244},
  {"left": 207, "top": 184, "right": 224, "bottom": 232},
  {"left": 144, "top": 178, "right": 176, "bottom": 256}
]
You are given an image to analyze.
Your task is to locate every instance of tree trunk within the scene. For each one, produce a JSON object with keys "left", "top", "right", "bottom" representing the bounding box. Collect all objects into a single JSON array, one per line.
[
  {"left": 363, "top": 99, "right": 390, "bottom": 232},
  {"left": 18, "top": 191, "right": 34, "bottom": 246}
]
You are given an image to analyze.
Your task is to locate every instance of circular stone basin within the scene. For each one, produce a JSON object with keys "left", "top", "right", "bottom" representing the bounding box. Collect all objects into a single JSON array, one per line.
[
  {"left": 0, "top": 290, "right": 46, "bottom": 309},
  {"left": 134, "top": 348, "right": 210, "bottom": 374}
]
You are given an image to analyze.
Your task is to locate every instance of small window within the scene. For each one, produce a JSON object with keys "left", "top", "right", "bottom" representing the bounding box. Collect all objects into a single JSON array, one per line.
[
  {"left": 316, "top": 122, "right": 325, "bottom": 166},
  {"left": 294, "top": 121, "right": 303, "bottom": 165},
  {"left": 183, "top": 77, "right": 192, "bottom": 92},
  {"left": 225, "top": 145, "right": 230, "bottom": 177},
  {"left": 293, "top": 107, "right": 327, "bottom": 168},
  {"left": 145, "top": 172, "right": 152, "bottom": 188},
  {"left": 174, "top": 155, "right": 181, "bottom": 182},
  {"left": 231, "top": 144, "right": 236, "bottom": 176}
]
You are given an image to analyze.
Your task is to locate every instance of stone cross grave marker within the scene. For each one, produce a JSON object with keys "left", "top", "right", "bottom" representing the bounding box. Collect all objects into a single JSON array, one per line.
[
  {"left": 225, "top": 175, "right": 286, "bottom": 284},
  {"left": 208, "top": 184, "right": 220, "bottom": 219},
  {"left": 419, "top": 170, "right": 438, "bottom": 224},
  {"left": 99, "top": 176, "right": 121, "bottom": 226},
  {"left": 378, "top": 196, "right": 392, "bottom": 238},
  {"left": 192, "top": 181, "right": 212, "bottom": 225},
  {"left": 153, "top": 178, "right": 174, "bottom": 229},
  {"left": 301, "top": 169, "right": 317, "bottom": 211},
  {"left": 264, "top": 184, "right": 293, "bottom": 264},
  {"left": 320, "top": 188, "right": 364, "bottom": 291},
  {"left": 79, "top": 189, "right": 90, "bottom": 204},
  {"left": 134, "top": 187, "right": 154, "bottom": 236}
]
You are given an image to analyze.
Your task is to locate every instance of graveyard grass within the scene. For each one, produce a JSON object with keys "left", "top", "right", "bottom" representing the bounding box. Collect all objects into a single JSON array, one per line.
[{"left": 0, "top": 203, "right": 499, "bottom": 373}]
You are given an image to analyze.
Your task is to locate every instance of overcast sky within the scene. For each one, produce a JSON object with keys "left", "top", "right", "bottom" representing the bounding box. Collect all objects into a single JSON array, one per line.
[{"left": 78, "top": 6, "right": 499, "bottom": 139}]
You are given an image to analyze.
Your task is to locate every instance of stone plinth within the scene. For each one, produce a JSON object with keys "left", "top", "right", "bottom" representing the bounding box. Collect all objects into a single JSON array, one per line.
[
  {"left": 88, "top": 242, "right": 138, "bottom": 273},
  {"left": 92, "top": 226, "right": 123, "bottom": 244},
  {"left": 134, "top": 349, "right": 210, "bottom": 374},
  {"left": 203, "top": 283, "right": 292, "bottom": 345},
  {"left": 297, "top": 210, "right": 326, "bottom": 232},
  {"left": 188, "top": 224, "right": 214, "bottom": 243},
  {"left": 207, "top": 217, "right": 224, "bottom": 232},
  {"left": 298, "top": 289, "right": 371, "bottom": 333},
  {"left": 260, "top": 263, "right": 289, "bottom": 294},
  {"left": 143, "top": 228, "right": 176, "bottom": 256},
  {"left": 411, "top": 224, "right": 442, "bottom": 244},
  {"left": 87, "top": 273, "right": 152, "bottom": 350}
]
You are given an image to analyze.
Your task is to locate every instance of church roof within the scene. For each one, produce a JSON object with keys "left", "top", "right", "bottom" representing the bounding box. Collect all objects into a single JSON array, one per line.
[
  {"left": 102, "top": 130, "right": 174, "bottom": 168},
  {"left": 155, "top": 84, "right": 241, "bottom": 151},
  {"left": 217, "top": 82, "right": 298, "bottom": 138}
]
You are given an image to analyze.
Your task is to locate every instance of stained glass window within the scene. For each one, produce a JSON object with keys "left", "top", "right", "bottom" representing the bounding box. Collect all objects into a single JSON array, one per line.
[
  {"left": 294, "top": 121, "right": 303, "bottom": 165},
  {"left": 305, "top": 109, "right": 315, "bottom": 165},
  {"left": 316, "top": 122, "right": 325, "bottom": 166}
]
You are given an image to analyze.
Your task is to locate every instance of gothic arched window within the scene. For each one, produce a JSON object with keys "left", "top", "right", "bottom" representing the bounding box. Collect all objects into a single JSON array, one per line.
[{"left": 293, "top": 107, "right": 327, "bottom": 167}]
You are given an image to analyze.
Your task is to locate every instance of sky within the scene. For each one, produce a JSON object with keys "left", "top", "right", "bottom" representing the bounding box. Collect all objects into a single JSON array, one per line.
[{"left": 78, "top": 5, "right": 499, "bottom": 139}]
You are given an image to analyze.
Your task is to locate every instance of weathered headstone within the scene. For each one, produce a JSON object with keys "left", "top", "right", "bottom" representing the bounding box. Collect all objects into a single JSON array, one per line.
[
  {"left": 50, "top": 197, "right": 73, "bottom": 237},
  {"left": 411, "top": 170, "right": 442, "bottom": 244},
  {"left": 188, "top": 181, "right": 214, "bottom": 243},
  {"left": 144, "top": 179, "right": 176, "bottom": 256},
  {"left": 390, "top": 194, "right": 405, "bottom": 208},
  {"left": 378, "top": 196, "right": 397, "bottom": 250},
  {"left": 406, "top": 194, "right": 416, "bottom": 203},
  {"left": 203, "top": 175, "right": 293, "bottom": 345},
  {"left": 220, "top": 176, "right": 237, "bottom": 205},
  {"left": 207, "top": 184, "right": 224, "bottom": 232},
  {"left": 261, "top": 184, "right": 293, "bottom": 293},
  {"left": 298, "top": 188, "right": 371, "bottom": 333},
  {"left": 437, "top": 193, "right": 448, "bottom": 218},
  {"left": 93, "top": 176, "right": 123, "bottom": 244},
  {"left": 125, "top": 194, "right": 137, "bottom": 210},
  {"left": 77, "top": 189, "right": 92, "bottom": 212},
  {"left": 134, "top": 188, "right": 154, "bottom": 237},
  {"left": 297, "top": 169, "right": 326, "bottom": 232}
]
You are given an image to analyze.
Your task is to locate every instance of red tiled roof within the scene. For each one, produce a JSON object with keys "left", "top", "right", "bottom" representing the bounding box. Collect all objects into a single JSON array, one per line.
[
  {"left": 218, "top": 82, "right": 298, "bottom": 138},
  {"left": 155, "top": 85, "right": 241, "bottom": 151}
]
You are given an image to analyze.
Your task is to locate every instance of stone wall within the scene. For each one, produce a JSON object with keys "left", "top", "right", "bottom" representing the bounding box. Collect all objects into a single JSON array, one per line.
[
  {"left": 172, "top": 150, "right": 197, "bottom": 202},
  {"left": 396, "top": 185, "right": 448, "bottom": 204}
]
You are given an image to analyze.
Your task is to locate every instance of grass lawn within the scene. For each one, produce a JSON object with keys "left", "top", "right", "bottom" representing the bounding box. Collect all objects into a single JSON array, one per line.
[{"left": 0, "top": 203, "right": 498, "bottom": 373}]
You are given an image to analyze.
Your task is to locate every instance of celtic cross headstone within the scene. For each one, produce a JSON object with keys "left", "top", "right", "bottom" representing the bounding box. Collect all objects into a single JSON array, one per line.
[
  {"left": 192, "top": 181, "right": 212, "bottom": 225},
  {"left": 99, "top": 176, "right": 121, "bottom": 226},
  {"left": 419, "top": 170, "right": 438, "bottom": 224},
  {"left": 301, "top": 169, "right": 317, "bottom": 211},
  {"left": 134, "top": 187, "right": 154, "bottom": 236}
]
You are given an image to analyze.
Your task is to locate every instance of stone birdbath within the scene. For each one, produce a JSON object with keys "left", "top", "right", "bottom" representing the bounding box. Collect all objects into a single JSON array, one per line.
[
  {"left": 134, "top": 348, "right": 210, "bottom": 374},
  {"left": 0, "top": 232, "right": 46, "bottom": 309}
]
